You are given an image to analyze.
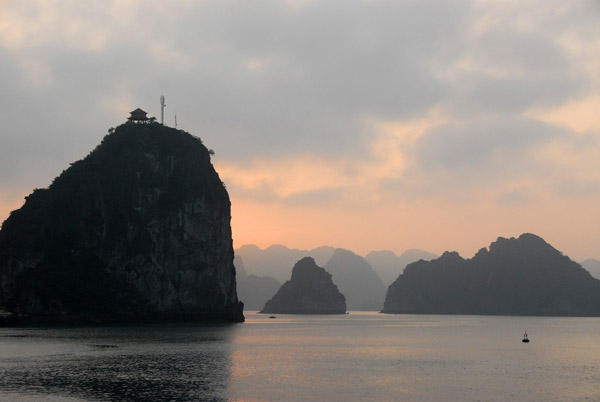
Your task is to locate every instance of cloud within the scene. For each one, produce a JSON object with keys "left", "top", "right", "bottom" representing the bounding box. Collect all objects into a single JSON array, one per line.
[
  {"left": 527, "top": 96, "right": 600, "bottom": 134},
  {"left": 1, "top": 0, "right": 600, "bottom": 259},
  {"left": 150, "top": 0, "right": 471, "bottom": 160},
  {"left": 414, "top": 117, "right": 564, "bottom": 174}
]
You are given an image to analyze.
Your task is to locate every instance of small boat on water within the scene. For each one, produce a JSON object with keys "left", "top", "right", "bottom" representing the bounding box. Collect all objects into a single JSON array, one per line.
[{"left": 522, "top": 331, "right": 530, "bottom": 343}]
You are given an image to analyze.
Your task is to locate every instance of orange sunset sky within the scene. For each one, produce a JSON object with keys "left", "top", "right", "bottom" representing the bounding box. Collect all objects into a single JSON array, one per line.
[{"left": 1, "top": 1, "right": 599, "bottom": 261}]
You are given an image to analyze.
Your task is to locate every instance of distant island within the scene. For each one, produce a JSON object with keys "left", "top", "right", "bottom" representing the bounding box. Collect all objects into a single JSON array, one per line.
[
  {"left": 0, "top": 113, "right": 244, "bottom": 324},
  {"left": 234, "top": 244, "right": 437, "bottom": 311},
  {"left": 234, "top": 255, "right": 281, "bottom": 310},
  {"left": 260, "top": 257, "right": 346, "bottom": 314},
  {"left": 325, "top": 248, "right": 386, "bottom": 311},
  {"left": 366, "top": 249, "right": 437, "bottom": 287},
  {"left": 382, "top": 233, "right": 600, "bottom": 316},
  {"left": 235, "top": 244, "right": 336, "bottom": 282},
  {"left": 581, "top": 258, "right": 600, "bottom": 280}
]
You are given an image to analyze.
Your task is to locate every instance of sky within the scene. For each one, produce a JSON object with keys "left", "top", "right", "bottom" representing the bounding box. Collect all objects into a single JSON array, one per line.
[{"left": 1, "top": 0, "right": 599, "bottom": 260}]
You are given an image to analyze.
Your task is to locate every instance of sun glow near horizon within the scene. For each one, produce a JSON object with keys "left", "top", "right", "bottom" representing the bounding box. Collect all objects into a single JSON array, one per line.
[
  {"left": 1, "top": 1, "right": 599, "bottom": 262},
  {"left": 221, "top": 100, "right": 600, "bottom": 261}
]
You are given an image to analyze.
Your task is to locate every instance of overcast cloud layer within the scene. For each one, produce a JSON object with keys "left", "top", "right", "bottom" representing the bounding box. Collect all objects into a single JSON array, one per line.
[{"left": 1, "top": 0, "right": 599, "bottom": 259}]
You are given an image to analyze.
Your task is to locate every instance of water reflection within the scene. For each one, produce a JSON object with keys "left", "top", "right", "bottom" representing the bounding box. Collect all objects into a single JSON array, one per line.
[
  {"left": 3, "top": 314, "right": 600, "bottom": 401},
  {"left": 0, "top": 323, "right": 237, "bottom": 401},
  {"left": 227, "top": 312, "right": 600, "bottom": 402}
]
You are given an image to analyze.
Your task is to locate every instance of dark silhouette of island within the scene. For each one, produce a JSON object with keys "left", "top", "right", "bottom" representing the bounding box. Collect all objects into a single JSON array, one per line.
[
  {"left": 382, "top": 233, "right": 600, "bottom": 316},
  {"left": 235, "top": 254, "right": 281, "bottom": 310},
  {"left": 260, "top": 257, "right": 346, "bottom": 314},
  {"left": 0, "top": 117, "right": 244, "bottom": 324},
  {"left": 366, "top": 249, "right": 437, "bottom": 287},
  {"left": 325, "top": 248, "right": 386, "bottom": 311}
]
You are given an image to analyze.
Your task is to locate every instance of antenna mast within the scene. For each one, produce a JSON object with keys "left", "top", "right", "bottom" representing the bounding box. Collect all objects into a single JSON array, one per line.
[
  {"left": 160, "top": 95, "right": 166, "bottom": 125},
  {"left": 174, "top": 112, "right": 177, "bottom": 129}
]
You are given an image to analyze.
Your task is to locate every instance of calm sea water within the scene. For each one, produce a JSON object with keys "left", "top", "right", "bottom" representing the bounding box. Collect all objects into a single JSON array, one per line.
[{"left": 0, "top": 312, "right": 598, "bottom": 401}]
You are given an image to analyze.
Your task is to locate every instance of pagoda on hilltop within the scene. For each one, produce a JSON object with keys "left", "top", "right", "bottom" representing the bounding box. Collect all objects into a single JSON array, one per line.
[{"left": 127, "top": 108, "right": 156, "bottom": 124}]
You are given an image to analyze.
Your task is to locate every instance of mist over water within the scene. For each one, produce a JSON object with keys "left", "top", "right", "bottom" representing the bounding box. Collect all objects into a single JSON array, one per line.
[{"left": 1, "top": 313, "right": 598, "bottom": 401}]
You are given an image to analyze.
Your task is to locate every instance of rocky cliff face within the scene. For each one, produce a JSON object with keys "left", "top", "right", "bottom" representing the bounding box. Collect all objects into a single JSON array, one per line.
[
  {"left": 382, "top": 233, "right": 600, "bottom": 316},
  {"left": 260, "top": 257, "right": 346, "bottom": 314},
  {"left": 0, "top": 122, "right": 243, "bottom": 323}
]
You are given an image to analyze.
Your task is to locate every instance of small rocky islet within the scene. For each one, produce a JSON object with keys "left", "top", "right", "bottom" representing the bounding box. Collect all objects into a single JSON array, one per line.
[{"left": 260, "top": 257, "right": 346, "bottom": 314}]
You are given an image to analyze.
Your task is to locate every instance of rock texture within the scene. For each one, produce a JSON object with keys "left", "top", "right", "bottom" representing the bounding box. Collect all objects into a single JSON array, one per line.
[
  {"left": 325, "top": 249, "right": 386, "bottom": 311},
  {"left": 260, "top": 257, "right": 346, "bottom": 314},
  {"left": 382, "top": 233, "right": 600, "bottom": 316},
  {"left": 0, "top": 122, "right": 244, "bottom": 323}
]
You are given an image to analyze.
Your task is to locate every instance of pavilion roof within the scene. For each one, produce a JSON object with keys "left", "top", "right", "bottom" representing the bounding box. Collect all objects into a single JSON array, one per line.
[{"left": 128, "top": 108, "right": 149, "bottom": 121}]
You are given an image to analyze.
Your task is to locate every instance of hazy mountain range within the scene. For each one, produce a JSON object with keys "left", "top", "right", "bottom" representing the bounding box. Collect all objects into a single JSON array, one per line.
[
  {"left": 580, "top": 259, "right": 600, "bottom": 280},
  {"left": 365, "top": 249, "right": 438, "bottom": 287},
  {"left": 234, "top": 244, "right": 436, "bottom": 311},
  {"left": 234, "top": 255, "right": 281, "bottom": 311},
  {"left": 235, "top": 242, "right": 600, "bottom": 313},
  {"left": 235, "top": 244, "right": 436, "bottom": 283},
  {"left": 234, "top": 244, "right": 336, "bottom": 282},
  {"left": 325, "top": 249, "right": 386, "bottom": 310}
]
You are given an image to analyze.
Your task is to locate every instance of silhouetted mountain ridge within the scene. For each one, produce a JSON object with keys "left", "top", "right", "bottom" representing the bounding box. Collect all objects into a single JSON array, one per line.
[
  {"left": 236, "top": 243, "right": 435, "bottom": 285},
  {"left": 235, "top": 254, "right": 281, "bottom": 311},
  {"left": 383, "top": 233, "right": 600, "bottom": 316}
]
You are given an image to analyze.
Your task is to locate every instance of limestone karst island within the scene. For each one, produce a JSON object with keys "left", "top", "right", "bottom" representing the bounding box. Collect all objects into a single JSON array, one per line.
[
  {"left": 260, "top": 257, "right": 346, "bottom": 314},
  {"left": 382, "top": 233, "right": 600, "bottom": 316},
  {"left": 2, "top": 109, "right": 600, "bottom": 325},
  {"left": 0, "top": 109, "right": 244, "bottom": 324}
]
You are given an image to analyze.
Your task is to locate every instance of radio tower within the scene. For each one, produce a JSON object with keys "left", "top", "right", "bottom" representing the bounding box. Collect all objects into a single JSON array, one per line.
[{"left": 160, "top": 95, "right": 166, "bottom": 125}]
